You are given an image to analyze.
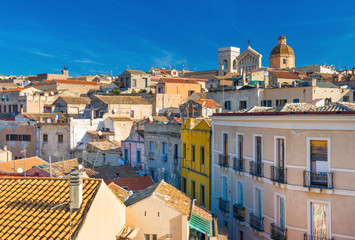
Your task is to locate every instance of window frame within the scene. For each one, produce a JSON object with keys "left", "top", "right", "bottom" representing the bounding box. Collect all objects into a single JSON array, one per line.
[{"left": 306, "top": 137, "right": 331, "bottom": 172}]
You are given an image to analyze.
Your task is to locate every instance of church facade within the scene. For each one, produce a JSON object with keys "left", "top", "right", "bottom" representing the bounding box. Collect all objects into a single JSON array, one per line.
[{"left": 218, "top": 44, "right": 262, "bottom": 76}]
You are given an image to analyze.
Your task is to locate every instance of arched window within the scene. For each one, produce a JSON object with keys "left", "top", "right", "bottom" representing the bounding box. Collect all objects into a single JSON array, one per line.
[
  {"left": 222, "top": 60, "right": 228, "bottom": 70},
  {"left": 233, "top": 60, "right": 237, "bottom": 70}
]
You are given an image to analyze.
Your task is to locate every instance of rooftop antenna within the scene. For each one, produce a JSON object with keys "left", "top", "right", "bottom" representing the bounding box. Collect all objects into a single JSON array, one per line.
[{"left": 247, "top": 39, "right": 251, "bottom": 46}]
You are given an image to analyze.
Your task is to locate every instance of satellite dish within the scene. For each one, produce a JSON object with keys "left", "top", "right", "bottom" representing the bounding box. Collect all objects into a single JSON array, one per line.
[
  {"left": 78, "top": 164, "right": 84, "bottom": 170},
  {"left": 148, "top": 116, "right": 153, "bottom": 122},
  {"left": 17, "top": 168, "right": 23, "bottom": 173},
  {"left": 98, "top": 130, "right": 102, "bottom": 136},
  {"left": 112, "top": 109, "right": 117, "bottom": 113},
  {"left": 128, "top": 190, "right": 133, "bottom": 196}
]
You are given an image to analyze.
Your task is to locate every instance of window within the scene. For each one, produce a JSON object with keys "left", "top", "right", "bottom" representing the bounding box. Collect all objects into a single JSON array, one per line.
[
  {"left": 191, "top": 145, "right": 195, "bottom": 162},
  {"left": 21, "top": 134, "right": 31, "bottom": 142},
  {"left": 261, "top": 100, "right": 272, "bottom": 107},
  {"left": 174, "top": 144, "right": 178, "bottom": 164},
  {"left": 343, "top": 96, "right": 350, "bottom": 102},
  {"left": 239, "top": 100, "right": 247, "bottom": 110},
  {"left": 182, "top": 177, "right": 187, "bottom": 193},
  {"left": 311, "top": 203, "right": 328, "bottom": 239},
  {"left": 163, "top": 142, "right": 167, "bottom": 155},
  {"left": 188, "top": 90, "right": 195, "bottom": 96},
  {"left": 222, "top": 60, "right": 227, "bottom": 70},
  {"left": 276, "top": 99, "right": 287, "bottom": 107},
  {"left": 191, "top": 180, "right": 196, "bottom": 199},
  {"left": 200, "top": 184, "right": 205, "bottom": 206},
  {"left": 43, "top": 134, "right": 48, "bottom": 142},
  {"left": 238, "top": 230, "right": 244, "bottom": 240},
  {"left": 310, "top": 140, "right": 328, "bottom": 172},
  {"left": 293, "top": 98, "right": 300, "bottom": 103},
  {"left": 0, "top": 105, "right": 1, "bottom": 113},
  {"left": 8, "top": 105, "right": 11, "bottom": 113},
  {"left": 237, "top": 134, "right": 243, "bottom": 159},
  {"left": 283, "top": 59, "right": 286, "bottom": 64},
  {"left": 222, "top": 175, "right": 228, "bottom": 200},
  {"left": 133, "top": 79, "right": 137, "bottom": 87},
  {"left": 224, "top": 101, "right": 231, "bottom": 110},
  {"left": 8, "top": 134, "right": 18, "bottom": 141},
  {"left": 149, "top": 141, "right": 154, "bottom": 153},
  {"left": 6, "top": 95, "right": 9, "bottom": 101},
  {"left": 200, "top": 146, "right": 205, "bottom": 165},
  {"left": 255, "top": 188, "right": 262, "bottom": 218},
  {"left": 130, "top": 110, "right": 134, "bottom": 118},
  {"left": 143, "top": 78, "right": 148, "bottom": 87},
  {"left": 183, "top": 143, "right": 186, "bottom": 159},
  {"left": 58, "top": 134, "right": 63, "bottom": 143},
  {"left": 233, "top": 60, "right": 237, "bottom": 70},
  {"left": 124, "top": 148, "right": 129, "bottom": 162},
  {"left": 255, "top": 136, "right": 262, "bottom": 164},
  {"left": 136, "top": 149, "right": 142, "bottom": 169},
  {"left": 144, "top": 234, "right": 157, "bottom": 240}
]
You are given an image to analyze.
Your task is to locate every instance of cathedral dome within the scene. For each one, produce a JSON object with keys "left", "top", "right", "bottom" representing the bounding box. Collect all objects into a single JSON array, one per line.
[{"left": 270, "top": 35, "right": 294, "bottom": 57}]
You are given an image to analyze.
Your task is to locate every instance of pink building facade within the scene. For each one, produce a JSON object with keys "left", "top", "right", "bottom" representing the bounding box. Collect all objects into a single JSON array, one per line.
[{"left": 121, "top": 131, "right": 145, "bottom": 170}]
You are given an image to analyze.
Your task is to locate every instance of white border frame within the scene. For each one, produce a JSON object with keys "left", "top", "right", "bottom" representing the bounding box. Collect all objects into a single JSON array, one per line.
[
  {"left": 274, "top": 136, "right": 286, "bottom": 167},
  {"left": 236, "top": 132, "right": 244, "bottom": 159},
  {"left": 253, "top": 134, "right": 263, "bottom": 163},
  {"left": 307, "top": 199, "right": 332, "bottom": 238},
  {"left": 274, "top": 192, "right": 286, "bottom": 227}
]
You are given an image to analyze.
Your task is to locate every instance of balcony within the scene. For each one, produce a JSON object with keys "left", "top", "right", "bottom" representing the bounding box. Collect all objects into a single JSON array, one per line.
[
  {"left": 218, "top": 154, "right": 229, "bottom": 168},
  {"left": 161, "top": 154, "right": 168, "bottom": 162},
  {"left": 249, "top": 161, "right": 263, "bottom": 177},
  {"left": 250, "top": 213, "right": 263, "bottom": 232},
  {"left": 233, "top": 157, "right": 244, "bottom": 172},
  {"left": 270, "top": 166, "right": 287, "bottom": 184},
  {"left": 218, "top": 197, "right": 229, "bottom": 213},
  {"left": 304, "top": 234, "right": 334, "bottom": 240},
  {"left": 232, "top": 203, "right": 245, "bottom": 221},
  {"left": 271, "top": 223, "right": 287, "bottom": 240},
  {"left": 149, "top": 152, "right": 154, "bottom": 160},
  {"left": 303, "top": 171, "right": 333, "bottom": 189}
]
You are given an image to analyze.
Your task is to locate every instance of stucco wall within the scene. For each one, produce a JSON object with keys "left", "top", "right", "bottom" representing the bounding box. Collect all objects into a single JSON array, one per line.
[{"left": 77, "top": 181, "right": 126, "bottom": 240}]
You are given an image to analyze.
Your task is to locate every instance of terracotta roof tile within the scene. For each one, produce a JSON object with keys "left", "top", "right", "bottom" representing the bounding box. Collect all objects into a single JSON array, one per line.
[
  {"left": 41, "top": 158, "right": 79, "bottom": 177},
  {"left": 0, "top": 157, "right": 48, "bottom": 173},
  {"left": 193, "top": 99, "right": 222, "bottom": 108},
  {"left": 105, "top": 176, "right": 153, "bottom": 192},
  {"left": 270, "top": 71, "right": 300, "bottom": 79},
  {"left": 0, "top": 177, "right": 101, "bottom": 240},
  {"left": 108, "top": 182, "right": 131, "bottom": 202},
  {"left": 160, "top": 78, "right": 199, "bottom": 84},
  {"left": 95, "top": 95, "right": 151, "bottom": 105},
  {"left": 86, "top": 165, "right": 138, "bottom": 180}
]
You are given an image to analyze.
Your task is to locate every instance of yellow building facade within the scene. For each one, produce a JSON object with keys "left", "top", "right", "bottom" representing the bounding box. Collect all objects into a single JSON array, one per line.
[{"left": 181, "top": 118, "right": 212, "bottom": 209}]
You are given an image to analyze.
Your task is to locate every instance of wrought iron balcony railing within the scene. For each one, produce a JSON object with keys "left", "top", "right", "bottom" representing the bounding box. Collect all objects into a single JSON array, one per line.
[
  {"left": 249, "top": 161, "right": 263, "bottom": 177},
  {"left": 233, "top": 157, "right": 244, "bottom": 172},
  {"left": 303, "top": 171, "right": 333, "bottom": 189},
  {"left": 218, "top": 154, "right": 229, "bottom": 168},
  {"left": 232, "top": 203, "right": 245, "bottom": 221},
  {"left": 250, "top": 212, "right": 263, "bottom": 232},
  {"left": 271, "top": 223, "right": 287, "bottom": 240},
  {"left": 270, "top": 166, "right": 287, "bottom": 184},
  {"left": 218, "top": 197, "right": 229, "bottom": 213}
]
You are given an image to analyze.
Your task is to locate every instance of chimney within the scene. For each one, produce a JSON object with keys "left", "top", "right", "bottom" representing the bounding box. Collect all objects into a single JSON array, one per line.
[
  {"left": 91, "top": 108, "right": 94, "bottom": 120},
  {"left": 3, "top": 145, "right": 7, "bottom": 152},
  {"left": 311, "top": 78, "right": 317, "bottom": 87},
  {"left": 242, "top": 73, "right": 246, "bottom": 85},
  {"left": 70, "top": 172, "right": 83, "bottom": 210}
]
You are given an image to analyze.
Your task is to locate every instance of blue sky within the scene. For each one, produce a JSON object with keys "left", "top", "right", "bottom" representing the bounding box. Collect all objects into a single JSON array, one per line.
[{"left": 0, "top": 0, "right": 355, "bottom": 76}]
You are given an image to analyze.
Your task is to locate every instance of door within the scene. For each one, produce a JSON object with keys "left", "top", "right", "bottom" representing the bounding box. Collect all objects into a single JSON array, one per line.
[
  {"left": 256, "top": 189, "right": 262, "bottom": 218},
  {"left": 223, "top": 133, "right": 228, "bottom": 156},
  {"left": 238, "top": 182, "right": 244, "bottom": 206},
  {"left": 136, "top": 149, "right": 141, "bottom": 169}
]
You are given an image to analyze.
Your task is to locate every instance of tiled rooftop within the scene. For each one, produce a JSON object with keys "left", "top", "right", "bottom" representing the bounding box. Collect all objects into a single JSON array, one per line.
[
  {"left": 86, "top": 164, "right": 138, "bottom": 180},
  {"left": 95, "top": 95, "right": 151, "bottom": 105},
  {"left": 0, "top": 157, "right": 48, "bottom": 173},
  {"left": 108, "top": 182, "right": 131, "bottom": 203},
  {"left": 0, "top": 177, "right": 101, "bottom": 240},
  {"left": 193, "top": 99, "right": 222, "bottom": 108},
  {"left": 42, "top": 158, "right": 79, "bottom": 177},
  {"left": 105, "top": 176, "right": 153, "bottom": 192},
  {"left": 125, "top": 180, "right": 212, "bottom": 221}
]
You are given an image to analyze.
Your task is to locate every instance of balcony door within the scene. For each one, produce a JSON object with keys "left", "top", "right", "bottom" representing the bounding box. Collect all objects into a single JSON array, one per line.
[
  {"left": 276, "top": 195, "right": 285, "bottom": 229},
  {"left": 223, "top": 133, "right": 228, "bottom": 157},
  {"left": 255, "top": 188, "right": 262, "bottom": 218},
  {"left": 222, "top": 175, "right": 228, "bottom": 200},
  {"left": 276, "top": 138, "right": 285, "bottom": 168},
  {"left": 311, "top": 203, "right": 328, "bottom": 239},
  {"left": 310, "top": 140, "right": 328, "bottom": 172},
  {"left": 237, "top": 134, "right": 243, "bottom": 160},
  {"left": 255, "top": 136, "right": 262, "bottom": 165},
  {"left": 136, "top": 149, "right": 142, "bottom": 169}
]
